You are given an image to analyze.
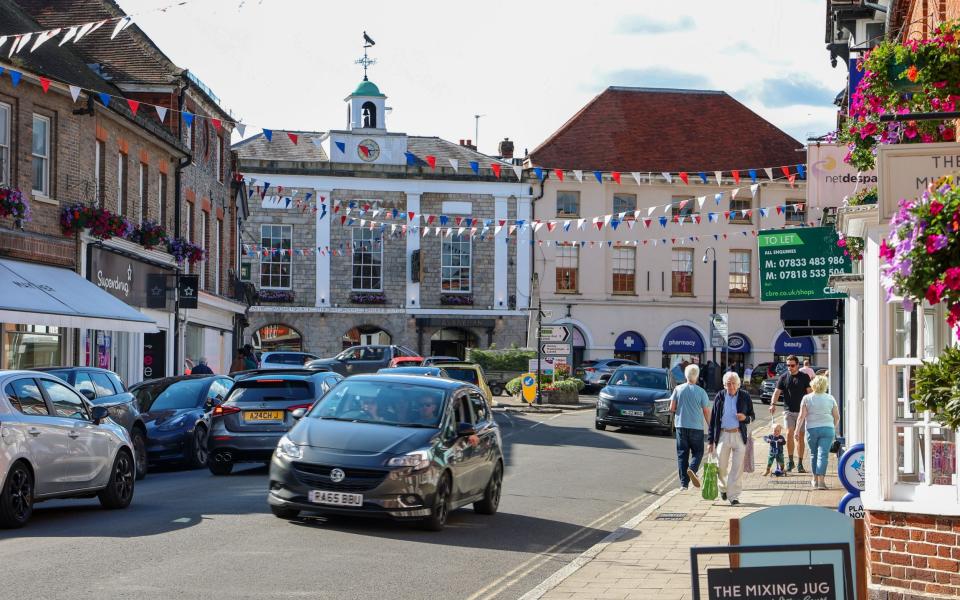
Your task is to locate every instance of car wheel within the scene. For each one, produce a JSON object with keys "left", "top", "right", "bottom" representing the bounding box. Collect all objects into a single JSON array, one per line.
[
  {"left": 271, "top": 505, "right": 300, "bottom": 520},
  {"left": 0, "top": 462, "right": 33, "bottom": 529},
  {"left": 420, "top": 473, "right": 451, "bottom": 531},
  {"left": 595, "top": 422, "right": 606, "bottom": 431},
  {"left": 208, "top": 452, "right": 233, "bottom": 476},
  {"left": 474, "top": 461, "right": 503, "bottom": 515},
  {"left": 98, "top": 450, "right": 135, "bottom": 510},
  {"left": 131, "top": 429, "right": 148, "bottom": 481},
  {"left": 189, "top": 426, "right": 208, "bottom": 469}
]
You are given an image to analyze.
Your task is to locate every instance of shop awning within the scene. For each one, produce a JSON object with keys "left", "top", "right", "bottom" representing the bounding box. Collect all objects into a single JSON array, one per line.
[
  {"left": 0, "top": 258, "right": 158, "bottom": 333},
  {"left": 723, "top": 333, "right": 752, "bottom": 353},
  {"left": 662, "top": 325, "right": 704, "bottom": 353},
  {"left": 614, "top": 331, "right": 645, "bottom": 352},
  {"left": 773, "top": 331, "right": 816, "bottom": 355}
]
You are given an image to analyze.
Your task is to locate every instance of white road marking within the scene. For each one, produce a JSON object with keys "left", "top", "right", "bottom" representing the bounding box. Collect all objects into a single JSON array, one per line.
[{"left": 171, "top": 517, "right": 191, "bottom": 523}]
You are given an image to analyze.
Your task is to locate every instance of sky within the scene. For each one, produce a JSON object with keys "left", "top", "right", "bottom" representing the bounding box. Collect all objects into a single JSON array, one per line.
[{"left": 120, "top": 0, "right": 846, "bottom": 157}]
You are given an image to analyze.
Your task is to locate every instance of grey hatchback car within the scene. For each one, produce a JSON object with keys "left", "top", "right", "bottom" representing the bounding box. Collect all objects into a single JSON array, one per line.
[
  {"left": 206, "top": 370, "right": 342, "bottom": 475},
  {"left": 268, "top": 375, "right": 503, "bottom": 531}
]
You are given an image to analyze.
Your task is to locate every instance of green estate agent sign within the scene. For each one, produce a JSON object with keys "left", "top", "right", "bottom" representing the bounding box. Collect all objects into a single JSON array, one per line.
[{"left": 758, "top": 227, "right": 851, "bottom": 302}]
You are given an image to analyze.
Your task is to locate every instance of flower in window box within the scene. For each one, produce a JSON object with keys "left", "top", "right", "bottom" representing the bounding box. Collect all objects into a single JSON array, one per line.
[
  {"left": 257, "top": 289, "right": 295, "bottom": 303},
  {"left": 0, "top": 186, "right": 30, "bottom": 228},
  {"left": 440, "top": 294, "right": 474, "bottom": 306},
  {"left": 128, "top": 220, "right": 169, "bottom": 250},
  {"left": 350, "top": 292, "right": 387, "bottom": 304}
]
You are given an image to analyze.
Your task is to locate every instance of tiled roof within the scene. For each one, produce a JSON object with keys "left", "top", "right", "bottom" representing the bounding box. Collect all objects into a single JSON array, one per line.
[
  {"left": 407, "top": 136, "right": 510, "bottom": 169},
  {"left": 234, "top": 132, "right": 329, "bottom": 162},
  {"left": 528, "top": 87, "right": 804, "bottom": 172}
]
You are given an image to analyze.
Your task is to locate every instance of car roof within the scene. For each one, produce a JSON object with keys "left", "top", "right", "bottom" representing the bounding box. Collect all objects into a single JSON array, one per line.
[
  {"left": 440, "top": 363, "right": 480, "bottom": 369},
  {"left": 129, "top": 374, "right": 220, "bottom": 388},
  {"left": 32, "top": 366, "right": 117, "bottom": 373},
  {"left": 348, "top": 374, "right": 467, "bottom": 390},
  {"left": 0, "top": 370, "right": 68, "bottom": 379},
  {"left": 613, "top": 366, "right": 668, "bottom": 373},
  {"left": 262, "top": 351, "right": 316, "bottom": 356}
]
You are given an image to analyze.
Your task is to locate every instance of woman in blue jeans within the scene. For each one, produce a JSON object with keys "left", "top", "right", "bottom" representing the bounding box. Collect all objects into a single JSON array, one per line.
[{"left": 794, "top": 375, "right": 840, "bottom": 490}]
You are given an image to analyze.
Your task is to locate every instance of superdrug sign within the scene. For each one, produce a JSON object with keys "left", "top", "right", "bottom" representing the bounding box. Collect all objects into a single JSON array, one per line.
[{"left": 87, "top": 246, "right": 173, "bottom": 309}]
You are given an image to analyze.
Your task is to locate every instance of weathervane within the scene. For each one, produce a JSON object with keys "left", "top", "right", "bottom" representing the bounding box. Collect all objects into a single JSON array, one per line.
[{"left": 355, "top": 31, "right": 376, "bottom": 81}]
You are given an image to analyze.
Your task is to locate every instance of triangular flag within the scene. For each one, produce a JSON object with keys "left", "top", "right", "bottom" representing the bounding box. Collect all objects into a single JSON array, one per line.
[
  {"left": 781, "top": 166, "right": 791, "bottom": 178},
  {"left": 126, "top": 99, "right": 140, "bottom": 115},
  {"left": 611, "top": 171, "right": 622, "bottom": 185},
  {"left": 554, "top": 169, "right": 564, "bottom": 182},
  {"left": 491, "top": 163, "right": 501, "bottom": 178},
  {"left": 697, "top": 196, "right": 706, "bottom": 209},
  {"left": 31, "top": 29, "right": 59, "bottom": 52},
  {"left": 714, "top": 193, "right": 723, "bottom": 205},
  {"left": 631, "top": 172, "right": 643, "bottom": 186},
  {"left": 796, "top": 164, "right": 806, "bottom": 179},
  {"left": 111, "top": 16, "right": 133, "bottom": 39},
  {"left": 211, "top": 118, "right": 222, "bottom": 132},
  {"left": 513, "top": 165, "right": 523, "bottom": 181},
  {"left": 73, "top": 22, "right": 96, "bottom": 44},
  {"left": 426, "top": 155, "right": 436, "bottom": 169},
  {"left": 59, "top": 27, "right": 77, "bottom": 46},
  {"left": 14, "top": 34, "right": 33, "bottom": 54},
  {"left": 534, "top": 167, "right": 544, "bottom": 181},
  {"left": 448, "top": 158, "right": 459, "bottom": 171},
  {"left": 9, "top": 71, "right": 22, "bottom": 87},
  {"left": 731, "top": 170, "right": 740, "bottom": 184},
  {"left": 97, "top": 92, "right": 110, "bottom": 106},
  {"left": 661, "top": 172, "right": 673, "bottom": 184},
  {"left": 69, "top": 85, "right": 81, "bottom": 102},
  {"left": 593, "top": 170, "right": 603, "bottom": 183},
  {"left": 698, "top": 172, "right": 708, "bottom": 184},
  {"left": 155, "top": 105, "right": 168, "bottom": 122},
  {"left": 262, "top": 128, "right": 272, "bottom": 141},
  {"left": 573, "top": 170, "right": 584, "bottom": 183},
  {"left": 748, "top": 169, "right": 757, "bottom": 183},
  {"left": 38, "top": 77, "right": 50, "bottom": 93},
  {"left": 764, "top": 167, "right": 774, "bottom": 181},
  {"left": 788, "top": 174, "right": 797, "bottom": 187},
  {"left": 678, "top": 172, "right": 689, "bottom": 185},
  {"left": 750, "top": 183, "right": 760, "bottom": 197},
  {"left": 576, "top": 218, "right": 585, "bottom": 230},
  {"left": 714, "top": 171, "right": 722, "bottom": 186},
  {"left": 731, "top": 188, "right": 740, "bottom": 199}
]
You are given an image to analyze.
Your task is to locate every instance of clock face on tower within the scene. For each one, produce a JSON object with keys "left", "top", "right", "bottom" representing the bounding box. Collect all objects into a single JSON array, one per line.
[{"left": 357, "top": 139, "right": 380, "bottom": 162}]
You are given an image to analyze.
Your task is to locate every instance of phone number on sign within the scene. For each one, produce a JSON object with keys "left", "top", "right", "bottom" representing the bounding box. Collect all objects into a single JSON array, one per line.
[
  {"left": 774, "top": 268, "right": 846, "bottom": 279},
  {"left": 768, "top": 256, "right": 846, "bottom": 268}
]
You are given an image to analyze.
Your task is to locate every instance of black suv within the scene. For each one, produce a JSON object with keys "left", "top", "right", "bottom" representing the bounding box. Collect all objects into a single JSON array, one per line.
[
  {"left": 306, "top": 345, "right": 419, "bottom": 375},
  {"left": 36, "top": 366, "right": 149, "bottom": 480}
]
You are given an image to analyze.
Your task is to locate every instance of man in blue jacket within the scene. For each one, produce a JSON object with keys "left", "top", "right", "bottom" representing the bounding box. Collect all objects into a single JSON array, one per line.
[{"left": 707, "top": 371, "right": 755, "bottom": 505}]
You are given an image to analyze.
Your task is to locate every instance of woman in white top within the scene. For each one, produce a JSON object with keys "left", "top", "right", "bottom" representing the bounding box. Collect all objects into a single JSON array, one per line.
[{"left": 794, "top": 375, "right": 840, "bottom": 490}]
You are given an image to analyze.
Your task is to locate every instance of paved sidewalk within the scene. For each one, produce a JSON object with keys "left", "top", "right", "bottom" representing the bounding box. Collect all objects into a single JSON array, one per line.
[{"left": 526, "top": 420, "right": 845, "bottom": 600}]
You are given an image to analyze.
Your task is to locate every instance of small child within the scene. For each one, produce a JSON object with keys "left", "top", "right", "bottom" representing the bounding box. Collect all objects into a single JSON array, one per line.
[{"left": 763, "top": 424, "right": 787, "bottom": 476}]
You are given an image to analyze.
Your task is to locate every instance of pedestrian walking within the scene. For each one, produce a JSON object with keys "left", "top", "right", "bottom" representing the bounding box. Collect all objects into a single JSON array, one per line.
[
  {"left": 763, "top": 424, "right": 787, "bottom": 476},
  {"left": 707, "top": 371, "right": 755, "bottom": 505},
  {"left": 242, "top": 344, "right": 258, "bottom": 370},
  {"left": 800, "top": 359, "right": 816, "bottom": 380},
  {"left": 668, "top": 364, "right": 712, "bottom": 490},
  {"left": 743, "top": 363, "right": 754, "bottom": 384},
  {"left": 768, "top": 355, "right": 812, "bottom": 473},
  {"left": 795, "top": 375, "right": 840, "bottom": 490},
  {"left": 191, "top": 357, "right": 214, "bottom": 374},
  {"left": 229, "top": 349, "right": 246, "bottom": 374}
]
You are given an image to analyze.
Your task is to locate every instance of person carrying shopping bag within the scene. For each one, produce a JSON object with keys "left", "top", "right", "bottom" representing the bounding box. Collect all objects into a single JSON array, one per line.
[
  {"left": 794, "top": 375, "right": 840, "bottom": 490},
  {"left": 707, "top": 372, "right": 755, "bottom": 505}
]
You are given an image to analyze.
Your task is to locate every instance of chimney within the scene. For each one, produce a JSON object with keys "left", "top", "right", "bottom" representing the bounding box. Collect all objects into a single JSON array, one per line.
[
  {"left": 460, "top": 139, "right": 477, "bottom": 151},
  {"left": 459, "top": 139, "right": 465, "bottom": 145},
  {"left": 498, "top": 137, "right": 514, "bottom": 159}
]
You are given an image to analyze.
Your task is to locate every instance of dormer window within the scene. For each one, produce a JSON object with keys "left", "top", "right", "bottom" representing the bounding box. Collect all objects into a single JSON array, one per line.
[{"left": 361, "top": 101, "right": 377, "bottom": 128}]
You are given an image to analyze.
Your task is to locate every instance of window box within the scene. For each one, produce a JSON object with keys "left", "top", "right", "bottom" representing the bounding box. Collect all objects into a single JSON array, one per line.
[
  {"left": 350, "top": 292, "right": 386, "bottom": 304},
  {"left": 441, "top": 294, "right": 474, "bottom": 306},
  {"left": 258, "top": 289, "right": 295, "bottom": 303}
]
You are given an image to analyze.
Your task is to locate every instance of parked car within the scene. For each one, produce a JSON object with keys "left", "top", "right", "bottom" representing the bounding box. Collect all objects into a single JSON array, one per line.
[
  {"left": 306, "top": 345, "right": 420, "bottom": 375},
  {"left": 259, "top": 352, "right": 321, "bottom": 369},
  {"left": 421, "top": 356, "right": 462, "bottom": 366},
  {"left": 268, "top": 374, "right": 503, "bottom": 530},
  {"left": 575, "top": 359, "right": 640, "bottom": 392},
  {"left": 206, "top": 370, "right": 343, "bottom": 475},
  {"left": 36, "top": 366, "right": 148, "bottom": 480},
  {"left": 759, "top": 366, "right": 826, "bottom": 404},
  {"left": 389, "top": 356, "right": 424, "bottom": 368},
  {"left": 129, "top": 375, "right": 233, "bottom": 468},
  {"left": 0, "top": 370, "right": 136, "bottom": 528},
  {"left": 595, "top": 366, "right": 673, "bottom": 434},
  {"left": 376, "top": 366, "right": 449, "bottom": 377},
  {"left": 440, "top": 363, "right": 495, "bottom": 405},
  {"left": 748, "top": 361, "right": 786, "bottom": 394}
]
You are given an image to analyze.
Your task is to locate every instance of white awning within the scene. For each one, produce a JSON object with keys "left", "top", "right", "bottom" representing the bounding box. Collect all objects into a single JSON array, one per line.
[{"left": 0, "top": 258, "right": 158, "bottom": 333}]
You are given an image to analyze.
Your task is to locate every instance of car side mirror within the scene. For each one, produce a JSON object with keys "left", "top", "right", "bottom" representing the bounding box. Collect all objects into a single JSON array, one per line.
[
  {"left": 80, "top": 389, "right": 96, "bottom": 401},
  {"left": 291, "top": 408, "right": 307, "bottom": 420},
  {"left": 91, "top": 405, "right": 110, "bottom": 424},
  {"left": 457, "top": 422, "right": 476, "bottom": 437}
]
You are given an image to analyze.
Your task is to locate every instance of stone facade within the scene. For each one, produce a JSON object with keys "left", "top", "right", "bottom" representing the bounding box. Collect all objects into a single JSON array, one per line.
[{"left": 243, "top": 198, "right": 317, "bottom": 306}]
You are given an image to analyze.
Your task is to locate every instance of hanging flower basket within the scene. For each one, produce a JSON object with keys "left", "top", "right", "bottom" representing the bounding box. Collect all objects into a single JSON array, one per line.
[
  {"left": 350, "top": 292, "right": 386, "bottom": 304},
  {"left": 165, "top": 236, "right": 205, "bottom": 265},
  {"left": 839, "top": 20, "right": 960, "bottom": 172},
  {"left": 880, "top": 175, "right": 960, "bottom": 340},
  {"left": 128, "top": 220, "right": 168, "bottom": 250},
  {"left": 0, "top": 186, "right": 30, "bottom": 227},
  {"left": 60, "top": 204, "right": 132, "bottom": 240}
]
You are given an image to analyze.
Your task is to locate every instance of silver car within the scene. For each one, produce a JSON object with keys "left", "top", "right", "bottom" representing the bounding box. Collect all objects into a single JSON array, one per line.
[{"left": 0, "top": 370, "right": 136, "bottom": 528}]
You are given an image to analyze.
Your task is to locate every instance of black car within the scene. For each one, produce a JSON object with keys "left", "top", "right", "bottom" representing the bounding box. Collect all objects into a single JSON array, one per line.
[
  {"left": 129, "top": 375, "right": 233, "bottom": 468},
  {"left": 207, "top": 370, "right": 343, "bottom": 475},
  {"left": 268, "top": 374, "right": 503, "bottom": 531},
  {"left": 306, "top": 345, "right": 420, "bottom": 375},
  {"left": 595, "top": 366, "right": 673, "bottom": 434},
  {"left": 36, "top": 366, "right": 149, "bottom": 480}
]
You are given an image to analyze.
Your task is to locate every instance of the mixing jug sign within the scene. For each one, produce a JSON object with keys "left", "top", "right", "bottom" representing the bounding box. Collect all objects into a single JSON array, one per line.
[
  {"left": 879, "top": 143, "right": 960, "bottom": 221},
  {"left": 708, "top": 564, "right": 836, "bottom": 600}
]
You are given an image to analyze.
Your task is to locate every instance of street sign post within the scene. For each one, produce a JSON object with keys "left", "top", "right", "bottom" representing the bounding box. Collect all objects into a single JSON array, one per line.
[
  {"left": 757, "top": 227, "right": 851, "bottom": 302},
  {"left": 710, "top": 313, "right": 728, "bottom": 348},
  {"left": 539, "top": 325, "right": 570, "bottom": 343},
  {"left": 541, "top": 343, "right": 572, "bottom": 355}
]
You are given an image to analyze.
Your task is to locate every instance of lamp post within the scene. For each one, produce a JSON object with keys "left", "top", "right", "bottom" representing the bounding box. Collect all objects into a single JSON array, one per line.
[{"left": 702, "top": 247, "right": 717, "bottom": 370}]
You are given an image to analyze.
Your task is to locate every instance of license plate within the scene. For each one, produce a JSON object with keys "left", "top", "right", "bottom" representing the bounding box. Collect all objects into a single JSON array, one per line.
[
  {"left": 621, "top": 409, "right": 645, "bottom": 416},
  {"left": 243, "top": 410, "right": 285, "bottom": 422},
  {"left": 308, "top": 490, "right": 363, "bottom": 507}
]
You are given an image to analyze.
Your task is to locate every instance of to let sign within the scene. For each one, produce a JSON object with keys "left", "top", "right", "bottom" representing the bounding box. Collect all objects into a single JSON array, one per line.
[
  {"left": 758, "top": 227, "right": 851, "bottom": 302},
  {"left": 707, "top": 564, "right": 836, "bottom": 600}
]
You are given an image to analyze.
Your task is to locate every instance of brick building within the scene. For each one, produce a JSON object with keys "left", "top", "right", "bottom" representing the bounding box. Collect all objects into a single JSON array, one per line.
[
  {"left": 0, "top": 1, "right": 186, "bottom": 378},
  {"left": 235, "top": 77, "right": 529, "bottom": 358},
  {"left": 17, "top": 0, "right": 248, "bottom": 376}
]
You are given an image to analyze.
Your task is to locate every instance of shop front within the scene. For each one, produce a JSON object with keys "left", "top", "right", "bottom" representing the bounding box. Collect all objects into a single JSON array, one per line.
[
  {"left": 613, "top": 330, "right": 645, "bottom": 363},
  {"left": 660, "top": 324, "right": 705, "bottom": 370},
  {"left": 772, "top": 330, "right": 817, "bottom": 364},
  {"left": 719, "top": 332, "right": 751, "bottom": 376},
  {"left": 184, "top": 292, "right": 246, "bottom": 375}
]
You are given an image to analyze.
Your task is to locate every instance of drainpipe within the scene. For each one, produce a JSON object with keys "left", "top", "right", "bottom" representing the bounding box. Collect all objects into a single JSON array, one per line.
[{"left": 173, "top": 79, "right": 193, "bottom": 375}]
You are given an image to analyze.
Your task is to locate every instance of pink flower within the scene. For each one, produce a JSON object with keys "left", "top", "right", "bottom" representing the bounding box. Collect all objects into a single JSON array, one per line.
[
  {"left": 880, "top": 239, "right": 895, "bottom": 261},
  {"left": 926, "top": 280, "right": 946, "bottom": 304},
  {"left": 931, "top": 200, "right": 945, "bottom": 216},
  {"left": 837, "top": 238, "right": 847, "bottom": 248},
  {"left": 943, "top": 127, "right": 955, "bottom": 142},
  {"left": 860, "top": 122, "right": 878, "bottom": 138},
  {"left": 933, "top": 81, "right": 948, "bottom": 88},
  {"left": 905, "top": 124, "right": 919, "bottom": 139},
  {"left": 946, "top": 267, "right": 960, "bottom": 291},
  {"left": 927, "top": 234, "right": 948, "bottom": 254},
  {"left": 922, "top": 133, "right": 935, "bottom": 143}
]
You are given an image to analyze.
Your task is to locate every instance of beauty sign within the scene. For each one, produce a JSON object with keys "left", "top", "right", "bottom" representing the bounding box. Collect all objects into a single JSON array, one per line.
[{"left": 707, "top": 564, "right": 836, "bottom": 600}]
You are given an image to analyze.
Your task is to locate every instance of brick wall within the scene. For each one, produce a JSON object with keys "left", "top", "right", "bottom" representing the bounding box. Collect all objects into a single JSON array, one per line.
[
  {"left": 867, "top": 511, "right": 960, "bottom": 598},
  {"left": 899, "top": 0, "right": 960, "bottom": 39}
]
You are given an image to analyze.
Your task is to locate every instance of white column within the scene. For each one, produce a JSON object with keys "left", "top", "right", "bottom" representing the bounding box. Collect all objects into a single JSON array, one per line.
[
  {"left": 315, "top": 189, "right": 332, "bottom": 307},
  {"left": 516, "top": 196, "right": 532, "bottom": 309},
  {"left": 406, "top": 193, "right": 421, "bottom": 308},
  {"left": 494, "top": 196, "right": 509, "bottom": 309}
]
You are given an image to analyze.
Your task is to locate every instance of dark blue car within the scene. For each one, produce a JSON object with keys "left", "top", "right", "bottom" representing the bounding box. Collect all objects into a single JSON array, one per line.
[
  {"left": 595, "top": 366, "right": 674, "bottom": 434},
  {"left": 130, "top": 375, "right": 234, "bottom": 468}
]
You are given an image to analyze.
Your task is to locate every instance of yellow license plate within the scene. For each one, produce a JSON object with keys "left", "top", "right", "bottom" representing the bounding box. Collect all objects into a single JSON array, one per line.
[{"left": 243, "top": 410, "right": 285, "bottom": 422}]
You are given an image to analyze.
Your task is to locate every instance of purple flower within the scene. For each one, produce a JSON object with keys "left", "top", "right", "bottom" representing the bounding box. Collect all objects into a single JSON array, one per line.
[{"left": 926, "top": 234, "right": 948, "bottom": 254}]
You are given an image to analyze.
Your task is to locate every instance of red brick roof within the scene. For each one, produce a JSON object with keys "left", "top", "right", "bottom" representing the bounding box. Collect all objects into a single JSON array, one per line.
[{"left": 528, "top": 87, "right": 803, "bottom": 172}]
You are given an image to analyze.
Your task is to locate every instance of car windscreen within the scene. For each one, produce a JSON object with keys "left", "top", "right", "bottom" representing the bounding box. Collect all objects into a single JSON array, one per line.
[
  {"left": 134, "top": 379, "right": 209, "bottom": 412},
  {"left": 227, "top": 379, "right": 313, "bottom": 403},
  {"left": 443, "top": 368, "right": 479, "bottom": 385},
  {"left": 310, "top": 380, "right": 447, "bottom": 427},
  {"left": 609, "top": 370, "right": 668, "bottom": 391}
]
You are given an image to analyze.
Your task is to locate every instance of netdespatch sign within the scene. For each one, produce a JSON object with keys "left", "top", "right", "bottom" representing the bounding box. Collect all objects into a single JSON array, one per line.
[{"left": 807, "top": 143, "right": 877, "bottom": 209}]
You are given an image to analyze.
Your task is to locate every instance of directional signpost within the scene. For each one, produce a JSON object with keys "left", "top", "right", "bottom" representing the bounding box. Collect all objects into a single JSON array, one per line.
[
  {"left": 541, "top": 343, "right": 572, "bottom": 356},
  {"left": 540, "top": 325, "right": 571, "bottom": 343},
  {"left": 539, "top": 325, "right": 573, "bottom": 374},
  {"left": 710, "top": 313, "right": 728, "bottom": 349}
]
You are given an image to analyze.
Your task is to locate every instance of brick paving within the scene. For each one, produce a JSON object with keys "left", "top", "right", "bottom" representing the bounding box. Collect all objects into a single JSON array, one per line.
[{"left": 528, "top": 420, "right": 846, "bottom": 600}]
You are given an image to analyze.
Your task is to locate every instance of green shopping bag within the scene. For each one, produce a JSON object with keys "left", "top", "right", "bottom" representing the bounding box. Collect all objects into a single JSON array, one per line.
[{"left": 701, "top": 452, "right": 719, "bottom": 501}]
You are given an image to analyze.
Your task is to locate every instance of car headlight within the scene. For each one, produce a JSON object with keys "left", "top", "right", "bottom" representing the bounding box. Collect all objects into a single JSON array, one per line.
[
  {"left": 276, "top": 435, "right": 303, "bottom": 460},
  {"left": 157, "top": 414, "right": 189, "bottom": 431},
  {"left": 655, "top": 399, "right": 671, "bottom": 413},
  {"left": 387, "top": 449, "right": 431, "bottom": 471}
]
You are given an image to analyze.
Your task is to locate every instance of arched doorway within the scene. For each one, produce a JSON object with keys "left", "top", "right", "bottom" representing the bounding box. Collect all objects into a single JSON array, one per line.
[
  {"left": 253, "top": 324, "right": 303, "bottom": 352},
  {"left": 430, "top": 328, "right": 478, "bottom": 360},
  {"left": 571, "top": 326, "right": 587, "bottom": 367},
  {"left": 343, "top": 325, "right": 392, "bottom": 349}
]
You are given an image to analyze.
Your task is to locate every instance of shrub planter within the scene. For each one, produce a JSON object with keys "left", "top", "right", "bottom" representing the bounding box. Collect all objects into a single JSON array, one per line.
[{"left": 540, "top": 388, "right": 580, "bottom": 405}]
